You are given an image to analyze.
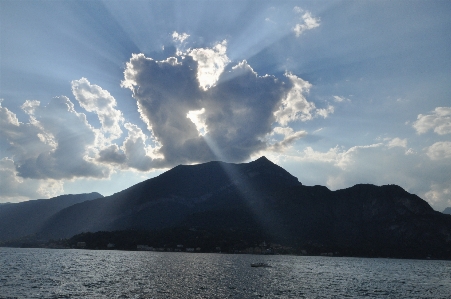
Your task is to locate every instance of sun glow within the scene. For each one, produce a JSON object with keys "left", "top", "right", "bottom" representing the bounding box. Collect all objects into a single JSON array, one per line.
[{"left": 186, "top": 108, "right": 208, "bottom": 136}]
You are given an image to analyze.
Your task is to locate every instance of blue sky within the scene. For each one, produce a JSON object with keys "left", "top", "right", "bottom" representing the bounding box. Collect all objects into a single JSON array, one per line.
[{"left": 1, "top": 0, "right": 450, "bottom": 210}]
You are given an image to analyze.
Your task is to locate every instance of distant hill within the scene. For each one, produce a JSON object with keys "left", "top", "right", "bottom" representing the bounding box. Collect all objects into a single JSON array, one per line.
[
  {"left": 0, "top": 192, "right": 102, "bottom": 242},
  {"left": 443, "top": 207, "right": 451, "bottom": 215},
  {"left": 35, "top": 157, "right": 451, "bottom": 259}
]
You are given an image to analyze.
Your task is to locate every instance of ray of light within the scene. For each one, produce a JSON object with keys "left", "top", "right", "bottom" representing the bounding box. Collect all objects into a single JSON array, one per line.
[{"left": 201, "top": 134, "right": 292, "bottom": 243}]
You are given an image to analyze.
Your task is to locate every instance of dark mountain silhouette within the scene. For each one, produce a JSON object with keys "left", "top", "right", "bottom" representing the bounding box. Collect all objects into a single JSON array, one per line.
[
  {"left": 39, "top": 156, "right": 299, "bottom": 238},
  {"left": 34, "top": 157, "right": 451, "bottom": 259},
  {"left": 443, "top": 207, "right": 451, "bottom": 215},
  {"left": 0, "top": 192, "right": 102, "bottom": 242}
]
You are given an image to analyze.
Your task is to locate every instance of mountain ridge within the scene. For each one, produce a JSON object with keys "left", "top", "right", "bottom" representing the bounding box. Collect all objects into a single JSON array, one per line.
[
  {"left": 0, "top": 192, "right": 103, "bottom": 242},
  {"left": 3, "top": 157, "right": 451, "bottom": 259}
]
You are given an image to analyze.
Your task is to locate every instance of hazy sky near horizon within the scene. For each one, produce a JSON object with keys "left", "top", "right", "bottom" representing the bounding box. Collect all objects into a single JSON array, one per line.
[{"left": 1, "top": 0, "right": 450, "bottom": 210}]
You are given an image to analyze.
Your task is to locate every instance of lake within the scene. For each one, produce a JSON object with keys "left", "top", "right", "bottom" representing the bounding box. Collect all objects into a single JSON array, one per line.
[{"left": 1, "top": 247, "right": 451, "bottom": 298}]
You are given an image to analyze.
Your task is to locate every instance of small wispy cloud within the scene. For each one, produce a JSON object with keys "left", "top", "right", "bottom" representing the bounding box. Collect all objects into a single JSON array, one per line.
[
  {"left": 293, "top": 10, "right": 320, "bottom": 37},
  {"left": 172, "top": 31, "right": 190, "bottom": 43},
  {"left": 333, "top": 96, "right": 351, "bottom": 103},
  {"left": 293, "top": 6, "right": 303, "bottom": 14}
]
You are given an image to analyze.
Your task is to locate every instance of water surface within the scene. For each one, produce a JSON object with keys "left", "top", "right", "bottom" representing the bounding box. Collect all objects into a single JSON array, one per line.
[{"left": 1, "top": 248, "right": 451, "bottom": 298}]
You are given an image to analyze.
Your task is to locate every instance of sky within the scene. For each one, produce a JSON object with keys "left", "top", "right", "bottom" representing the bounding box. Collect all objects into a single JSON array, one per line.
[{"left": 1, "top": 0, "right": 450, "bottom": 211}]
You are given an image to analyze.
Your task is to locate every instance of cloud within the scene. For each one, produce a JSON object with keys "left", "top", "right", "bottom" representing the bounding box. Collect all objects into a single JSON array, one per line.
[
  {"left": 120, "top": 122, "right": 163, "bottom": 170},
  {"left": 265, "top": 17, "right": 276, "bottom": 24},
  {"left": 72, "top": 77, "right": 173, "bottom": 172},
  {"left": 1, "top": 97, "right": 110, "bottom": 180},
  {"left": 425, "top": 184, "right": 451, "bottom": 207},
  {"left": 71, "top": 78, "right": 124, "bottom": 142},
  {"left": 121, "top": 47, "right": 323, "bottom": 165},
  {"left": 293, "top": 6, "right": 303, "bottom": 14},
  {"left": 274, "top": 72, "right": 315, "bottom": 125},
  {"left": 426, "top": 141, "right": 451, "bottom": 160},
  {"left": 188, "top": 40, "right": 230, "bottom": 90},
  {"left": 172, "top": 31, "right": 190, "bottom": 43},
  {"left": 203, "top": 61, "right": 294, "bottom": 161},
  {"left": 268, "top": 127, "right": 307, "bottom": 152},
  {"left": 333, "top": 95, "right": 351, "bottom": 103},
  {"left": 316, "top": 105, "right": 334, "bottom": 119},
  {"left": 274, "top": 141, "right": 451, "bottom": 211},
  {"left": 405, "top": 148, "right": 416, "bottom": 155},
  {"left": 413, "top": 107, "right": 451, "bottom": 135},
  {"left": 122, "top": 53, "right": 212, "bottom": 165},
  {"left": 97, "top": 144, "right": 126, "bottom": 165},
  {"left": 1, "top": 101, "right": 51, "bottom": 164},
  {"left": 387, "top": 137, "right": 407, "bottom": 148},
  {"left": 293, "top": 11, "right": 320, "bottom": 37},
  {"left": 293, "top": 144, "right": 389, "bottom": 172},
  {"left": 0, "top": 158, "right": 64, "bottom": 202},
  {"left": 274, "top": 72, "right": 334, "bottom": 125},
  {"left": 0, "top": 99, "right": 19, "bottom": 126}
]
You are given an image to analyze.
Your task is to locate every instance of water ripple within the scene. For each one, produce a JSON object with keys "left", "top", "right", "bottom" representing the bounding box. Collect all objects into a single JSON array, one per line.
[{"left": 1, "top": 248, "right": 451, "bottom": 298}]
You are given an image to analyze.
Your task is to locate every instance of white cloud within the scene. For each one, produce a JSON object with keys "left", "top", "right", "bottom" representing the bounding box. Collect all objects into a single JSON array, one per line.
[
  {"left": 293, "top": 11, "right": 320, "bottom": 37},
  {"left": 265, "top": 17, "right": 276, "bottom": 24},
  {"left": 299, "top": 146, "right": 343, "bottom": 164},
  {"left": 172, "top": 31, "right": 190, "bottom": 43},
  {"left": 274, "top": 73, "right": 334, "bottom": 124},
  {"left": 425, "top": 184, "right": 451, "bottom": 207},
  {"left": 188, "top": 40, "right": 230, "bottom": 90},
  {"left": 279, "top": 144, "right": 377, "bottom": 172},
  {"left": 413, "top": 107, "right": 451, "bottom": 135},
  {"left": 268, "top": 127, "right": 307, "bottom": 152},
  {"left": 405, "top": 148, "right": 416, "bottom": 155},
  {"left": 96, "top": 122, "right": 163, "bottom": 171},
  {"left": 274, "top": 72, "right": 314, "bottom": 125},
  {"left": 387, "top": 137, "right": 407, "bottom": 148},
  {"left": 276, "top": 141, "right": 451, "bottom": 211},
  {"left": 316, "top": 105, "right": 334, "bottom": 118},
  {"left": 71, "top": 78, "right": 124, "bottom": 142},
  {"left": 2, "top": 104, "right": 19, "bottom": 125},
  {"left": 426, "top": 141, "right": 451, "bottom": 160},
  {"left": 333, "top": 95, "right": 351, "bottom": 102},
  {"left": 272, "top": 126, "right": 296, "bottom": 137},
  {"left": 293, "top": 6, "right": 303, "bottom": 14}
]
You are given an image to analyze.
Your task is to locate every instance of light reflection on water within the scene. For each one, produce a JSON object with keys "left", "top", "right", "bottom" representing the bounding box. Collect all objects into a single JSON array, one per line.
[{"left": 1, "top": 247, "right": 451, "bottom": 298}]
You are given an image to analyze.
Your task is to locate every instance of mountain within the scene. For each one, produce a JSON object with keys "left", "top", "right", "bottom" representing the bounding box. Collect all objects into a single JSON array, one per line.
[
  {"left": 39, "top": 156, "right": 299, "bottom": 238},
  {"left": 35, "top": 157, "right": 451, "bottom": 259},
  {"left": 0, "top": 192, "right": 103, "bottom": 242},
  {"left": 443, "top": 207, "right": 451, "bottom": 215}
]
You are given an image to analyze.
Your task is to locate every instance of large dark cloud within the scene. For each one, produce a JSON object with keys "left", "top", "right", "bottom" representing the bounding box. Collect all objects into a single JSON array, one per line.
[
  {"left": 203, "top": 61, "right": 288, "bottom": 161},
  {"left": 122, "top": 54, "right": 214, "bottom": 165},
  {"left": 121, "top": 52, "right": 313, "bottom": 166}
]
